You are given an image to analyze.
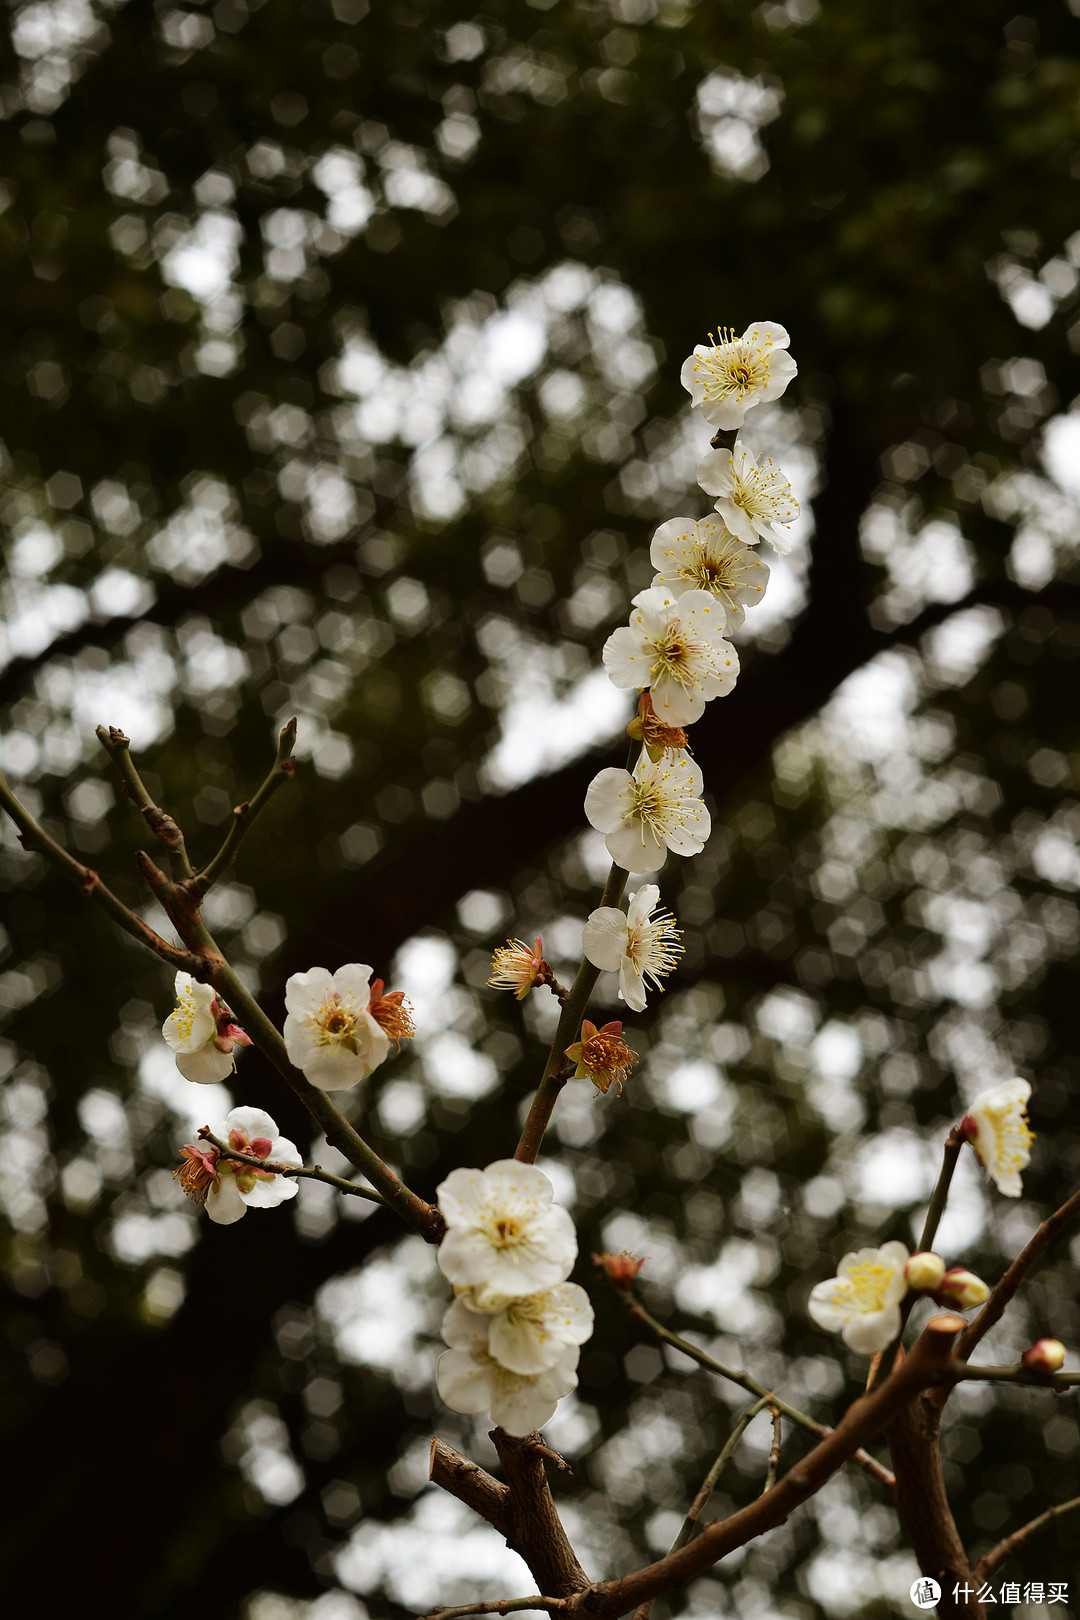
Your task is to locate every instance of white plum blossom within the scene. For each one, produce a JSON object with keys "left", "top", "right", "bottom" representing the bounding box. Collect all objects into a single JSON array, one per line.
[
  {"left": 697, "top": 444, "right": 799, "bottom": 553},
  {"left": 602, "top": 586, "right": 739, "bottom": 726},
  {"left": 174, "top": 1106, "right": 302, "bottom": 1226},
  {"left": 454, "top": 1283, "right": 594, "bottom": 1374},
  {"left": 680, "top": 322, "right": 797, "bottom": 430},
  {"left": 436, "top": 1160, "right": 577, "bottom": 1296},
  {"left": 808, "top": 1241, "right": 910, "bottom": 1354},
  {"left": 649, "top": 514, "right": 769, "bottom": 633},
  {"left": 962, "top": 1078, "right": 1034, "bottom": 1198},
  {"left": 582, "top": 884, "right": 684, "bottom": 1012},
  {"left": 162, "top": 971, "right": 252, "bottom": 1084},
  {"left": 437, "top": 1300, "right": 580, "bottom": 1436},
  {"left": 585, "top": 753, "right": 710, "bottom": 874},
  {"left": 283, "top": 964, "right": 390, "bottom": 1091}
]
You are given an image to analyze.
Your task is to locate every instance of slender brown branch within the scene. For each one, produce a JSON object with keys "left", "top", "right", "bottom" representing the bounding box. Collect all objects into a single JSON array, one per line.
[
  {"left": 191, "top": 717, "right": 297, "bottom": 895},
  {"left": 514, "top": 858, "right": 628, "bottom": 1164},
  {"left": 0, "top": 768, "right": 200, "bottom": 972},
  {"left": 622, "top": 1293, "right": 895, "bottom": 1490},
  {"left": 568, "top": 1316, "right": 965, "bottom": 1618},
  {"left": 489, "top": 1429, "right": 591, "bottom": 1598},
  {"left": 949, "top": 1182, "right": 1080, "bottom": 1367},
  {"left": 972, "top": 1492, "right": 1080, "bottom": 1582},
  {"left": 633, "top": 1396, "right": 774, "bottom": 1620},
  {"left": 199, "top": 1130, "right": 390, "bottom": 1206},
  {"left": 762, "top": 1404, "right": 782, "bottom": 1495},
  {"left": 429, "top": 1439, "right": 510, "bottom": 1535},
  {"left": 416, "top": 1599, "right": 569, "bottom": 1620},
  {"left": 917, "top": 1130, "right": 965, "bottom": 1253},
  {"left": 97, "top": 723, "right": 194, "bottom": 880},
  {"left": 954, "top": 1361, "right": 1080, "bottom": 1387}
]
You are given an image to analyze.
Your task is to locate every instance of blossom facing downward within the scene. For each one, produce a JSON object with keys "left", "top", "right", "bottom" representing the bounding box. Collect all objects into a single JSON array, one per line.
[
  {"left": 585, "top": 754, "right": 710, "bottom": 874},
  {"left": 697, "top": 445, "right": 799, "bottom": 554},
  {"left": 582, "top": 884, "right": 684, "bottom": 1013},
  {"left": 649, "top": 515, "right": 770, "bottom": 633},
  {"left": 174, "top": 1106, "right": 302, "bottom": 1226},
  {"left": 162, "top": 972, "right": 252, "bottom": 1085},
  {"left": 436, "top": 1160, "right": 577, "bottom": 1296},
  {"left": 436, "top": 1301, "right": 580, "bottom": 1436},
  {"left": 453, "top": 1283, "right": 594, "bottom": 1375},
  {"left": 603, "top": 586, "right": 739, "bottom": 726},
  {"left": 565, "top": 1019, "right": 637, "bottom": 1095},
  {"left": 488, "top": 937, "right": 546, "bottom": 1001},
  {"left": 960, "top": 1078, "right": 1034, "bottom": 1198},
  {"left": 283, "top": 964, "right": 391, "bottom": 1091},
  {"left": 1022, "top": 1338, "right": 1066, "bottom": 1374},
  {"left": 680, "top": 322, "right": 797, "bottom": 430},
  {"left": 808, "top": 1241, "right": 910, "bottom": 1354},
  {"left": 626, "top": 693, "right": 689, "bottom": 764}
]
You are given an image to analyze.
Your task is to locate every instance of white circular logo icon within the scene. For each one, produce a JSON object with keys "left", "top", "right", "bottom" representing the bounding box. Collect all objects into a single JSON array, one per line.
[{"left": 910, "top": 1578, "right": 941, "bottom": 1610}]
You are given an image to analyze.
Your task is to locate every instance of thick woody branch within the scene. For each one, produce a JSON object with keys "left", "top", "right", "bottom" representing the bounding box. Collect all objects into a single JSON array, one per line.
[
  {"left": 191, "top": 717, "right": 297, "bottom": 895},
  {"left": 489, "top": 1430, "right": 591, "bottom": 1599},
  {"left": 566, "top": 1316, "right": 965, "bottom": 1619},
  {"left": 889, "top": 1377, "right": 981, "bottom": 1620},
  {"left": 429, "top": 1439, "right": 510, "bottom": 1535},
  {"left": 972, "top": 1493, "right": 1080, "bottom": 1582}
]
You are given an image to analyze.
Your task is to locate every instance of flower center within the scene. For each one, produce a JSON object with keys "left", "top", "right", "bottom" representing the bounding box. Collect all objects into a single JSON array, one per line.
[
  {"left": 172, "top": 987, "right": 199, "bottom": 1041},
  {"left": 841, "top": 1261, "right": 894, "bottom": 1312},
  {"left": 490, "top": 1215, "right": 524, "bottom": 1249},
  {"left": 310, "top": 991, "right": 360, "bottom": 1051},
  {"left": 627, "top": 911, "right": 684, "bottom": 988}
]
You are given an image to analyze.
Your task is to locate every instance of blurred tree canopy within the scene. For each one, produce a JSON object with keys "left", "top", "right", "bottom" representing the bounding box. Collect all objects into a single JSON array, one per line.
[{"left": 2, "top": 0, "right": 1080, "bottom": 1615}]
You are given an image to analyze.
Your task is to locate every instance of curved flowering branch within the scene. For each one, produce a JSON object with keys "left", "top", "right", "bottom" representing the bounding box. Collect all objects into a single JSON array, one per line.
[{"left": 198, "top": 1129, "right": 391, "bottom": 1207}]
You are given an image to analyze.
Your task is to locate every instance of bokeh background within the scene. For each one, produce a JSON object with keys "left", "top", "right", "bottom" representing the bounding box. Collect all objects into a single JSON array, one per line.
[{"left": 2, "top": 1, "right": 1080, "bottom": 1616}]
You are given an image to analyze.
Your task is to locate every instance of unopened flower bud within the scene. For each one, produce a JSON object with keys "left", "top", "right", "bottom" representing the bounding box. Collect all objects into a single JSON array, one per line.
[
  {"left": 1022, "top": 1337, "right": 1066, "bottom": 1374},
  {"left": 905, "top": 1251, "right": 947, "bottom": 1292},
  {"left": 592, "top": 1251, "right": 646, "bottom": 1289},
  {"left": 936, "top": 1267, "right": 990, "bottom": 1310}
]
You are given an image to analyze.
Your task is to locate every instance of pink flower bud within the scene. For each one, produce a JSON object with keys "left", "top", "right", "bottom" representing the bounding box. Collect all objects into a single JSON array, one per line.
[
  {"left": 592, "top": 1251, "right": 646, "bottom": 1289},
  {"left": 936, "top": 1267, "right": 990, "bottom": 1310},
  {"left": 905, "top": 1251, "right": 947, "bottom": 1292},
  {"left": 1022, "top": 1337, "right": 1066, "bottom": 1374}
]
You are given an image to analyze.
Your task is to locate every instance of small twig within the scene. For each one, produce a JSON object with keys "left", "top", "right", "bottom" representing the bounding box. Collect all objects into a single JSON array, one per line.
[
  {"left": 972, "top": 1492, "right": 1080, "bottom": 1582},
  {"left": 416, "top": 1599, "right": 569, "bottom": 1620},
  {"left": 762, "top": 1404, "right": 782, "bottom": 1495},
  {"left": 199, "top": 1130, "right": 390, "bottom": 1206},
  {"left": 953, "top": 1360, "right": 1079, "bottom": 1389},
  {"left": 621, "top": 1292, "right": 895, "bottom": 1490},
  {"left": 950, "top": 1181, "right": 1080, "bottom": 1367},
  {"left": 0, "top": 768, "right": 200, "bottom": 973},
  {"left": 191, "top": 716, "right": 297, "bottom": 895},
  {"left": 515, "top": 857, "right": 629, "bottom": 1164},
  {"left": 97, "top": 723, "right": 194, "bottom": 880},
  {"left": 633, "top": 1395, "right": 774, "bottom": 1619}
]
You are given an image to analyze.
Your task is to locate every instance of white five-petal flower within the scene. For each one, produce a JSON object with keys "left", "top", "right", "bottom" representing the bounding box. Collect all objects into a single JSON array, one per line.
[
  {"left": 649, "top": 514, "right": 770, "bottom": 633},
  {"left": 807, "top": 1241, "right": 910, "bottom": 1354},
  {"left": 436, "top": 1160, "right": 577, "bottom": 1296},
  {"left": 680, "top": 322, "right": 797, "bottom": 430},
  {"left": 162, "top": 971, "right": 249, "bottom": 1085},
  {"left": 602, "top": 586, "right": 739, "bottom": 726},
  {"left": 582, "top": 884, "right": 684, "bottom": 1012},
  {"left": 283, "top": 964, "right": 390, "bottom": 1091},
  {"left": 697, "top": 445, "right": 799, "bottom": 553},
  {"left": 436, "top": 1302, "right": 580, "bottom": 1437},
  {"left": 454, "top": 1282, "right": 594, "bottom": 1375},
  {"left": 585, "top": 754, "right": 710, "bottom": 874},
  {"left": 963, "top": 1078, "right": 1034, "bottom": 1198},
  {"left": 203, "top": 1106, "right": 302, "bottom": 1227}
]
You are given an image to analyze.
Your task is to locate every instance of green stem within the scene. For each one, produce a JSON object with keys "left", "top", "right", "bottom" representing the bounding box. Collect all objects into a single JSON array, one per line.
[{"left": 193, "top": 717, "right": 297, "bottom": 894}]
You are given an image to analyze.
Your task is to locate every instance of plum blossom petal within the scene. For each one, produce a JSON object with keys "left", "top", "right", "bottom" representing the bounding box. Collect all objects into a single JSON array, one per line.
[
  {"left": 162, "top": 971, "right": 250, "bottom": 1085},
  {"left": 183, "top": 1105, "right": 302, "bottom": 1225},
  {"left": 649, "top": 514, "right": 769, "bottom": 633},
  {"left": 962, "top": 1078, "right": 1034, "bottom": 1198},
  {"left": 808, "top": 1241, "right": 910, "bottom": 1354},
  {"left": 585, "top": 755, "right": 710, "bottom": 874},
  {"left": 697, "top": 445, "right": 799, "bottom": 553},
  {"left": 436, "top": 1160, "right": 577, "bottom": 1296},
  {"left": 436, "top": 1340, "right": 579, "bottom": 1436},
  {"left": 582, "top": 885, "right": 684, "bottom": 1012},
  {"left": 680, "top": 322, "right": 797, "bottom": 429},
  {"left": 283, "top": 963, "right": 391, "bottom": 1090},
  {"left": 603, "top": 586, "right": 739, "bottom": 725}
]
